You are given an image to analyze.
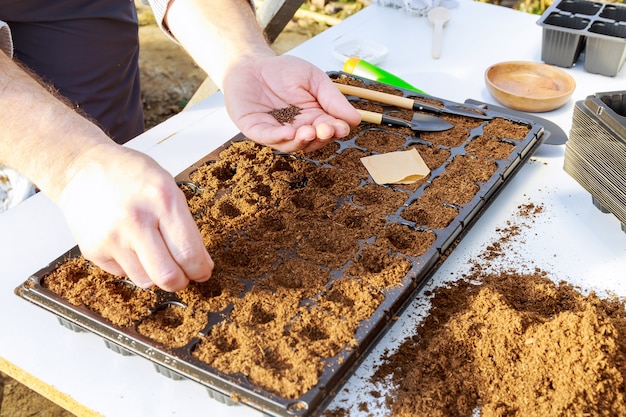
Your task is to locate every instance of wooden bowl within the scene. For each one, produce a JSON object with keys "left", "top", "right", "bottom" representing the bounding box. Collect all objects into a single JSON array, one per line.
[{"left": 485, "top": 61, "right": 576, "bottom": 112}]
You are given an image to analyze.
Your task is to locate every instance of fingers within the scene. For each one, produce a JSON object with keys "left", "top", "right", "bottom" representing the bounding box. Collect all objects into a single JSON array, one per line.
[
  {"left": 94, "top": 257, "right": 130, "bottom": 280},
  {"left": 101, "top": 249, "right": 154, "bottom": 289},
  {"left": 315, "top": 72, "right": 362, "bottom": 127},
  {"left": 316, "top": 120, "right": 353, "bottom": 141},
  {"left": 156, "top": 201, "right": 214, "bottom": 290},
  {"left": 65, "top": 157, "right": 212, "bottom": 291},
  {"left": 120, "top": 200, "right": 213, "bottom": 292},
  {"left": 250, "top": 118, "right": 353, "bottom": 154},
  {"left": 293, "top": 120, "right": 353, "bottom": 153},
  {"left": 315, "top": 122, "right": 335, "bottom": 141},
  {"left": 88, "top": 220, "right": 213, "bottom": 292},
  {"left": 132, "top": 229, "right": 212, "bottom": 293},
  {"left": 270, "top": 125, "right": 330, "bottom": 154}
]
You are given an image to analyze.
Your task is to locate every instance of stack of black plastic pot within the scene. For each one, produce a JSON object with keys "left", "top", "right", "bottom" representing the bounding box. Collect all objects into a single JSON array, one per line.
[{"left": 564, "top": 90, "right": 626, "bottom": 232}]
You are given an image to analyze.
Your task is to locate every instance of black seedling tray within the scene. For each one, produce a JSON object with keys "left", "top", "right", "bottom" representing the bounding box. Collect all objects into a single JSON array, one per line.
[
  {"left": 537, "top": 0, "right": 626, "bottom": 75},
  {"left": 15, "top": 73, "right": 545, "bottom": 417},
  {"left": 565, "top": 90, "right": 626, "bottom": 232}
]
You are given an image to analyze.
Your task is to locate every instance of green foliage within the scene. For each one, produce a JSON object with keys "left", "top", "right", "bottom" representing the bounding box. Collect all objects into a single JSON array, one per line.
[
  {"left": 515, "top": 0, "right": 552, "bottom": 15},
  {"left": 475, "top": 0, "right": 547, "bottom": 15},
  {"left": 306, "top": 0, "right": 624, "bottom": 17}
]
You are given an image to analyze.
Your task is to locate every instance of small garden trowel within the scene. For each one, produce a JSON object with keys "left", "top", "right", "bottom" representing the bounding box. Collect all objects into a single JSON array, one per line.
[
  {"left": 336, "top": 82, "right": 491, "bottom": 120},
  {"left": 357, "top": 108, "right": 453, "bottom": 132}
]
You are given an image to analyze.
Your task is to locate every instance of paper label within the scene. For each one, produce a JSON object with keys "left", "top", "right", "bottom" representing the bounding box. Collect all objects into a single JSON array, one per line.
[{"left": 360, "top": 149, "right": 430, "bottom": 185}]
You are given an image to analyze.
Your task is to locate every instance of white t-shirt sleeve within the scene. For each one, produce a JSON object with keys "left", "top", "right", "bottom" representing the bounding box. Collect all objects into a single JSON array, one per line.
[
  {"left": 145, "top": 0, "right": 255, "bottom": 41},
  {"left": 0, "top": 20, "right": 13, "bottom": 58}
]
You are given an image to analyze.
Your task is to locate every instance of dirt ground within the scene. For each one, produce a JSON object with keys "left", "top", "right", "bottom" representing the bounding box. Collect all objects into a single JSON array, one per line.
[{"left": 0, "top": 4, "right": 332, "bottom": 417}]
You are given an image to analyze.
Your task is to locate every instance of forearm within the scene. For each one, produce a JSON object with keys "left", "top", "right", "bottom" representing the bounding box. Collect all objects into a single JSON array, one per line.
[
  {"left": 0, "top": 38, "right": 214, "bottom": 291},
  {"left": 161, "top": 0, "right": 360, "bottom": 153},
  {"left": 165, "top": 0, "right": 275, "bottom": 89},
  {"left": 0, "top": 51, "right": 113, "bottom": 202}
]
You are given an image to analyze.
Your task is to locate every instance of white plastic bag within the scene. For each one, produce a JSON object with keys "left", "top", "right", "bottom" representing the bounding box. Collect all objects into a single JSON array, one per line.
[{"left": 372, "top": 0, "right": 458, "bottom": 16}]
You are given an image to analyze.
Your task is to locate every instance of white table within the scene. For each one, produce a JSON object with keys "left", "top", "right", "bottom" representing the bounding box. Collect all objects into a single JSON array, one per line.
[{"left": 2, "top": 1, "right": 626, "bottom": 416}]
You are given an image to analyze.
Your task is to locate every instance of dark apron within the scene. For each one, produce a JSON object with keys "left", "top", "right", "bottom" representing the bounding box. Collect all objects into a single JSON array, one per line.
[{"left": 1, "top": 0, "right": 144, "bottom": 144}]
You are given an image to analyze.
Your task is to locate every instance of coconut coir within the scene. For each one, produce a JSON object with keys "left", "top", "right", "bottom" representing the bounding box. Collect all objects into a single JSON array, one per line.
[
  {"left": 370, "top": 268, "right": 626, "bottom": 417},
  {"left": 323, "top": 203, "right": 626, "bottom": 417},
  {"left": 40, "top": 76, "right": 537, "bottom": 403}
]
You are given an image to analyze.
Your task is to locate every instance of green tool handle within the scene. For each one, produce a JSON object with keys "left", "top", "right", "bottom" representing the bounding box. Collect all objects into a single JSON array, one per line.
[{"left": 343, "top": 57, "right": 427, "bottom": 94}]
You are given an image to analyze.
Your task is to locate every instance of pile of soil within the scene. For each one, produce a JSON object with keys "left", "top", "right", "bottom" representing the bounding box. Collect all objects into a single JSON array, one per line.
[
  {"left": 375, "top": 267, "right": 626, "bottom": 417},
  {"left": 38, "top": 72, "right": 537, "bottom": 405},
  {"left": 326, "top": 203, "right": 626, "bottom": 417}
]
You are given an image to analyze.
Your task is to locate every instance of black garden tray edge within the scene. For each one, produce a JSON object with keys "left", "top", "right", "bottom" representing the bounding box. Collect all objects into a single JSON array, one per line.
[{"left": 14, "top": 72, "right": 546, "bottom": 417}]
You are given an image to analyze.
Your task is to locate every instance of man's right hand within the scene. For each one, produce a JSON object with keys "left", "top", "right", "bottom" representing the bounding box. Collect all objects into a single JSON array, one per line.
[{"left": 56, "top": 144, "right": 214, "bottom": 292}]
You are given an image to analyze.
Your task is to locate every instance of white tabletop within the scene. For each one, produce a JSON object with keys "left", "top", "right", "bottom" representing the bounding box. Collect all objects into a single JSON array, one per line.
[{"left": 2, "top": 1, "right": 626, "bottom": 416}]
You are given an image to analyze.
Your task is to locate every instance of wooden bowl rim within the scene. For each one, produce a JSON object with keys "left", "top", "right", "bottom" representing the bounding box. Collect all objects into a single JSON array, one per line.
[{"left": 484, "top": 61, "right": 576, "bottom": 111}]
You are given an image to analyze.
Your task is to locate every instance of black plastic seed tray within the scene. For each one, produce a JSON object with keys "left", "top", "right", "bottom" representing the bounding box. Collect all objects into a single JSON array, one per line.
[
  {"left": 15, "top": 73, "right": 545, "bottom": 417},
  {"left": 537, "top": 0, "right": 626, "bottom": 76}
]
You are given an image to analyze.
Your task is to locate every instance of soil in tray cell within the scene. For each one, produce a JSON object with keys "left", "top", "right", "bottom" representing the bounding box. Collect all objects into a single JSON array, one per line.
[
  {"left": 375, "top": 223, "right": 437, "bottom": 258},
  {"left": 42, "top": 257, "right": 157, "bottom": 328},
  {"left": 466, "top": 118, "right": 529, "bottom": 159},
  {"left": 136, "top": 302, "right": 205, "bottom": 349},
  {"left": 343, "top": 244, "right": 413, "bottom": 290},
  {"left": 421, "top": 117, "right": 484, "bottom": 148}
]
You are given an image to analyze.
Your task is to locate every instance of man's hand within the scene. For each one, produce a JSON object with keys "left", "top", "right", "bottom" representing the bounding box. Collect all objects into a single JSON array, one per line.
[
  {"left": 165, "top": 0, "right": 360, "bottom": 153},
  {"left": 222, "top": 54, "right": 361, "bottom": 153},
  {"left": 0, "top": 32, "right": 213, "bottom": 292},
  {"left": 57, "top": 144, "right": 214, "bottom": 292}
]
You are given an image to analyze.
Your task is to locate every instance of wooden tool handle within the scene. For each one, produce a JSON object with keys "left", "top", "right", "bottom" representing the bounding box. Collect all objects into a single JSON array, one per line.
[
  {"left": 356, "top": 109, "right": 383, "bottom": 125},
  {"left": 334, "top": 83, "right": 414, "bottom": 110}
]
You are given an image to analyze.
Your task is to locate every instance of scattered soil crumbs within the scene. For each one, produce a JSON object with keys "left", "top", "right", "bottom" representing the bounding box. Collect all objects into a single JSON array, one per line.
[
  {"left": 268, "top": 104, "right": 302, "bottom": 124},
  {"left": 328, "top": 202, "right": 626, "bottom": 417},
  {"left": 38, "top": 75, "right": 542, "bottom": 404}
]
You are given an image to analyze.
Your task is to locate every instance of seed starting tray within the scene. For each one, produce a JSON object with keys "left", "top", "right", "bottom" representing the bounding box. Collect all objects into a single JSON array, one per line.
[
  {"left": 537, "top": 0, "right": 626, "bottom": 76},
  {"left": 15, "top": 73, "right": 545, "bottom": 417}
]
